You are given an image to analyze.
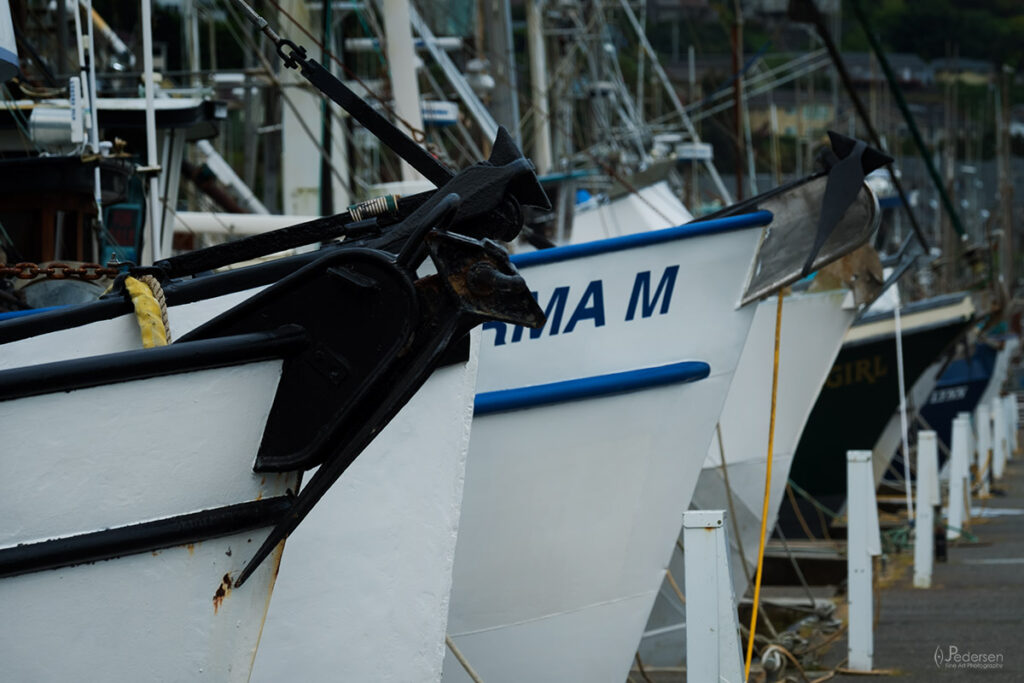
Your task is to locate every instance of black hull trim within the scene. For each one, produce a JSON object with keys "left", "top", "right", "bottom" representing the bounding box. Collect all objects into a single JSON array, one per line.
[
  {"left": 0, "top": 496, "right": 292, "bottom": 579},
  {"left": 0, "top": 326, "right": 306, "bottom": 401},
  {"left": 0, "top": 249, "right": 329, "bottom": 345}
]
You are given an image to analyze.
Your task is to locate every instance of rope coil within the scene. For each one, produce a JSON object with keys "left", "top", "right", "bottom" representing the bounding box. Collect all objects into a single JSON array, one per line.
[{"left": 124, "top": 275, "right": 171, "bottom": 348}]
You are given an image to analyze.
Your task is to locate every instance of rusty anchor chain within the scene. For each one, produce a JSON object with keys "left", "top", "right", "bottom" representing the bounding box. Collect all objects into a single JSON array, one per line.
[{"left": 0, "top": 262, "right": 121, "bottom": 281}]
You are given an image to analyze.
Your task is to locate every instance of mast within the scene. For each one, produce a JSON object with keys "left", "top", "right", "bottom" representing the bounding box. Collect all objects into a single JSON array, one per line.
[
  {"left": 381, "top": 0, "right": 425, "bottom": 182},
  {"left": 850, "top": 0, "right": 965, "bottom": 239},
  {"left": 140, "top": 0, "right": 161, "bottom": 263},
  {"left": 480, "top": 0, "right": 520, "bottom": 140},
  {"left": 525, "top": 0, "right": 552, "bottom": 174},
  {"left": 941, "top": 44, "right": 958, "bottom": 290},
  {"left": 320, "top": 0, "right": 333, "bottom": 216},
  {"left": 277, "top": 0, "right": 348, "bottom": 215},
  {"left": 730, "top": 0, "right": 744, "bottom": 200},
  {"left": 997, "top": 64, "right": 1015, "bottom": 298},
  {"left": 84, "top": 0, "right": 105, "bottom": 258},
  {"left": 617, "top": 0, "right": 732, "bottom": 203}
]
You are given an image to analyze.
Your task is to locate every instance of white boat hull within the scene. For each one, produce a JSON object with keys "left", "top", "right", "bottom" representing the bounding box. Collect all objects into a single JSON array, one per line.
[
  {"left": 0, "top": 360, "right": 297, "bottom": 681},
  {"left": 0, "top": 281, "right": 478, "bottom": 682},
  {"left": 251, "top": 335, "right": 480, "bottom": 682},
  {"left": 444, "top": 224, "right": 765, "bottom": 682},
  {"left": 637, "top": 289, "right": 856, "bottom": 666},
  {"left": 570, "top": 181, "right": 693, "bottom": 244}
]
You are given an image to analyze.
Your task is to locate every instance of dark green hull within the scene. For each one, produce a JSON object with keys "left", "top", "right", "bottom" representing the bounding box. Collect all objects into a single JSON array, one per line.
[{"left": 779, "top": 295, "right": 972, "bottom": 538}]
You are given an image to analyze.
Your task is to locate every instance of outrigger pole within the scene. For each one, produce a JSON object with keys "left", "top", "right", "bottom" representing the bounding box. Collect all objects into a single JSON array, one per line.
[
  {"left": 788, "top": 0, "right": 933, "bottom": 250},
  {"left": 848, "top": 0, "right": 967, "bottom": 240}
]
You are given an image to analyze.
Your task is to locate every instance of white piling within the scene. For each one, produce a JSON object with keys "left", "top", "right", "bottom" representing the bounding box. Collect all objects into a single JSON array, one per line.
[
  {"left": 1010, "top": 394, "right": 1020, "bottom": 455},
  {"left": 1002, "top": 395, "right": 1017, "bottom": 460},
  {"left": 993, "top": 396, "right": 1009, "bottom": 480},
  {"left": 683, "top": 510, "right": 743, "bottom": 683},
  {"left": 957, "top": 411, "right": 975, "bottom": 497},
  {"left": 914, "top": 432, "right": 939, "bottom": 588},
  {"left": 976, "top": 403, "right": 992, "bottom": 497},
  {"left": 948, "top": 417, "right": 971, "bottom": 540},
  {"left": 847, "top": 450, "right": 881, "bottom": 672}
]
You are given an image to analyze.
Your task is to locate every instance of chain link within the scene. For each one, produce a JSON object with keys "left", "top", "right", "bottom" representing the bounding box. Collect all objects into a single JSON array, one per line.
[{"left": 0, "top": 262, "right": 121, "bottom": 281}]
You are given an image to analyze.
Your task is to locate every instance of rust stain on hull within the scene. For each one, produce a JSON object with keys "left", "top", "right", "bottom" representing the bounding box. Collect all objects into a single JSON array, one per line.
[
  {"left": 248, "top": 539, "right": 290, "bottom": 675},
  {"left": 213, "top": 573, "right": 232, "bottom": 614}
]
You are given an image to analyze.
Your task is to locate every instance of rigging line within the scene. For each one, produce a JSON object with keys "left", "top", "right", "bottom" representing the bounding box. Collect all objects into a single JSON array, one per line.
[
  {"left": 444, "top": 635, "right": 484, "bottom": 683},
  {"left": 418, "top": 59, "right": 484, "bottom": 161},
  {"left": 260, "top": 0, "right": 427, "bottom": 142},
  {"left": 351, "top": 4, "right": 387, "bottom": 69},
  {"left": 511, "top": 54, "right": 679, "bottom": 224},
  {"left": 894, "top": 295, "right": 915, "bottom": 522},
  {"left": 715, "top": 421, "right": 753, "bottom": 589},
  {"left": 690, "top": 40, "right": 773, "bottom": 114},
  {"left": 785, "top": 483, "right": 817, "bottom": 540},
  {"left": 516, "top": 12, "right": 677, "bottom": 222},
  {"left": 688, "top": 48, "right": 827, "bottom": 114},
  {"left": 744, "top": 289, "right": 784, "bottom": 681},
  {"left": 773, "top": 525, "right": 818, "bottom": 611},
  {"left": 0, "top": 84, "right": 42, "bottom": 153},
  {"left": 221, "top": 0, "right": 351, "bottom": 194}
]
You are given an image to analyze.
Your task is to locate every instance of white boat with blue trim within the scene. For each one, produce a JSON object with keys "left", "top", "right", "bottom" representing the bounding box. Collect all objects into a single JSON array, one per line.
[
  {"left": 444, "top": 135, "right": 885, "bottom": 681},
  {"left": 445, "top": 212, "right": 770, "bottom": 683},
  {"left": 638, "top": 282, "right": 867, "bottom": 667}
]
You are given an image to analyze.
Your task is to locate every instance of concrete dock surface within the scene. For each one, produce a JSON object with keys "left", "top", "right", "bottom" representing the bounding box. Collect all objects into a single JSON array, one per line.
[
  {"left": 816, "top": 457, "right": 1024, "bottom": 681},
  {"left": 629, "top": 455, "right": 1024, "bottom": 682}
]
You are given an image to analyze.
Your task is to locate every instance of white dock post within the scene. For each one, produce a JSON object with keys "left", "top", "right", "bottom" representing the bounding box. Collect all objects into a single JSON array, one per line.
[
  {"left": 993, "top": 396, "right": 1008, "bottom": 480},
  {"left": 914, "top": 432, "right": 939, "bottom": 588},
  {"left": 1010, "top": 394, "right": 1020, "bottom": 455},
  {"left": 1004, "top": 395, "right": 1018, "bottom": 458},
  {"left": 957, "top": 411, "right": 975, "bottom": 504},
  {"left": 683, "top": 510, "right": 743, "bottom": 683},
  {"left": 976, "top": 403, "right": 992, "bottom": 497},
  {"left": 948, "top": 417, "right": 971, "bottom": 540},
  {"left": 847, "top": 450, "right": 881, "bottom": 672}
]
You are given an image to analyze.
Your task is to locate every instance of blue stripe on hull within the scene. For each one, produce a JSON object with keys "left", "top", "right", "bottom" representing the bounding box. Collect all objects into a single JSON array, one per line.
[
  {"left": 510, "top": 210, "right": 772, "bottom": 268},
  {"left": 0, "top": 305, "right": 66, "bottom": 322},
  {"left": 474, "top": 360, "right": 711, "bottom": 415}
]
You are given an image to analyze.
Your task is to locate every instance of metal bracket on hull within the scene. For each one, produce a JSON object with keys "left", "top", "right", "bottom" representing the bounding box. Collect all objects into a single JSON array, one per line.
[
  {"left": 179, "top": 194, "right": 545, "bottom": 586},
  {"left": 738, "top": 132, "right": 890, "bottom": 306},
  {"left": 153, "top": 128, "right": 549, "bottom": 279}
]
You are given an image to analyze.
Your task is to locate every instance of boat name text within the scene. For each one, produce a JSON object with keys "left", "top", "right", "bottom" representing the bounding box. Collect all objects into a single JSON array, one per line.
[
  {"left": 484, "top": 266, "right": 680, "bottom": 346},
  {"left": 825, "top": 355, "right": 888, "bottom": 389}
]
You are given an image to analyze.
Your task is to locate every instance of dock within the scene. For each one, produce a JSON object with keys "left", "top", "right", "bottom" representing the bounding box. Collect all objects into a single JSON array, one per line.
[{"left": 811, "top": 459, "right": 1024, "bottom": 680}]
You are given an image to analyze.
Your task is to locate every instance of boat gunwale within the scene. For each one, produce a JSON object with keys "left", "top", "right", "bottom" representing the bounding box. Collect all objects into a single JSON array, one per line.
[
  {"left": 0, "top": 326, "right": 304, "bottom": 401},
  {"left": 509, "top": 210, "right": 773, "bottom": 269}
]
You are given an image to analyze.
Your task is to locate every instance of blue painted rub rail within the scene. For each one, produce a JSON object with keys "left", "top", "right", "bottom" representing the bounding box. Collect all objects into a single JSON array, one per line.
[
  {"left": 0, "top": 305, "right": 65, "bottom": 322},
  {"left": 511, "top": 210, "right": 773, "bottom": 268},
  {"left": 474, "top": 360, "right": 711, "bottom": 415}
]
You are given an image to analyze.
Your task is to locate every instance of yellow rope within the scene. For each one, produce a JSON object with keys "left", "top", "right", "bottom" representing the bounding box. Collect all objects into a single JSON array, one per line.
[
  {"left": 744, "top": 289, "right": 784, "bottom": 681},
  {"left": 138, "top": 274, "right": 171, "bottom": 342},
  {"left": 124, "top": 276, "right": 169, "bottom": 348}
]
